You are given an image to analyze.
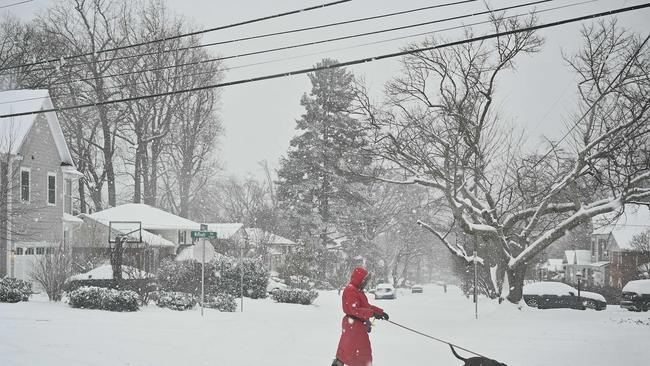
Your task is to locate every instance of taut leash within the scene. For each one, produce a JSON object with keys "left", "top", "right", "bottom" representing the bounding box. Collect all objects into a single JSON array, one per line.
[{"left": 387, "top": 320, "right": 488, "bottom": 359}]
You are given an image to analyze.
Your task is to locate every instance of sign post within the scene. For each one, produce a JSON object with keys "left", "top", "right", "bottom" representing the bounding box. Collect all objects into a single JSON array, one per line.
[{"left": 192, "top": 229, "right": 216, "bottom": 316}]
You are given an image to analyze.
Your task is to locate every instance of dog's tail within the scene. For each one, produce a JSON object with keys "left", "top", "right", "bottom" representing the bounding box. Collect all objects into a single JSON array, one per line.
[{"left": 449, "top": 345, "right": 467, "bottom": 361}]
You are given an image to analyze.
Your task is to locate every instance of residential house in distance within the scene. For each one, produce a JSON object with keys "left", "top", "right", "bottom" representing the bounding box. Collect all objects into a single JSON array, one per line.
[
  {"left": 72, "top": 203, "right": 200, "bottom": 271},
  {"left": 1, "top": 89, "right": 83, "bottom": 281},
  {"left": 593, "top": 205, "right": 650, "bottom": 288},
  {"left": 537, "top": 258, "right": 564, "bottom": 280},
  {"left": 175, "top": 223, "right": 244, "bottom": 261},
  {"left": 562, "top": 250, "right": 597, "bottom": 285},
  {"left": 244, "top": 227, "right": 299, "bottom": 273}
]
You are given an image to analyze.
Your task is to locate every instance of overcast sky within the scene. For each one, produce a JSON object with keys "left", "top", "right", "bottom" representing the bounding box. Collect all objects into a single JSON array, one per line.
[{"left": 5, "top": 0, "right": 649, "bottom": 180}]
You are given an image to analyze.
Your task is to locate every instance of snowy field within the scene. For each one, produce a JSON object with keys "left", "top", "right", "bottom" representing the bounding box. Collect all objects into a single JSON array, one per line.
[{"left": 1, "top": 285, "right": 649, "bottom": 366}]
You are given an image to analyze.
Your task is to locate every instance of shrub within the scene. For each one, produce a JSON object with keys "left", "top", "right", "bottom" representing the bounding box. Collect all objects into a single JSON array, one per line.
[
  {"left": 205, "top": 293, "right": 237, "bottom": 312},
  {"left": 68, "top": 286, "right": 139, "bottom": 311},
  {"left": 31, "top": 246, "right": 73, "bottom": 302},
  {"left": 0, "top": 277, "right": 32, "bottom": 303},
  {"left": 155, "top": 291, "right": 197, "bottom": 311},
  {"left": 271, "top": 288, "right": 319, "bottom": 305},
  {"left": 157, "top": 257, "right": 269, "bottom": 299},
  {"left": 65, "top": 278, "right": 157, "bottom": 305}
]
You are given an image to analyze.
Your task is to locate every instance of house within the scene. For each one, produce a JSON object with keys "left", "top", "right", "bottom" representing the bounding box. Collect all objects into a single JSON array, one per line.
[
  {"left": 244, "top": 228, "right": 299, "bottom": 272},
  {"left": 175, "top": 223, "right": 244, "bottom": 261},
  {"left": 562, "top": 250, "right": 600, "bottom": 285},
  {"left": 1, "top": 89, "right": 83, "bottom": 281},
  {"left": 593, "top": 205, "right": 650, "bottom": 288},
  {"left": 71, "top": 203, "right": 201, "bottom": 271},
  {"left": 537, "top": 258, "right": 564, "bottom": 280}
]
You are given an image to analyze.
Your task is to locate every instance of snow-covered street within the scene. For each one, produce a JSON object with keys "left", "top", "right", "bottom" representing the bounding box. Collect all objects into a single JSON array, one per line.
[{"left": 1, "top": 285, "right": 648, "bottom": 365}]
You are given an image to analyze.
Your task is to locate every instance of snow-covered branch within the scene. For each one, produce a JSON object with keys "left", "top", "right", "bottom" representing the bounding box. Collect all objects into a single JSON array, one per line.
[{"left": 416, "top": 220, "right": 484, "bottom": 265}]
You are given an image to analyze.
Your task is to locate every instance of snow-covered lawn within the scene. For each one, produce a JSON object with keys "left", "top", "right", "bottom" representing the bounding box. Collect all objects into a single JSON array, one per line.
[{"left": 1, "top": 285, "right": 649, "bottom": 365}]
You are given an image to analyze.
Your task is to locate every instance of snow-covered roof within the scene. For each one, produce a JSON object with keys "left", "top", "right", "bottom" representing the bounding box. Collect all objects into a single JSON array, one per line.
[
  {"left": 622, "top": 279, "right": 650, "bottom": 295},
  {"left": 541, "top": 259, "right": 564, "bottom": 272},
  {"left": 78, "top": 214, "right": 176, "bottom": 248},
  {"left": 245, "top": 228, "right": 296, "bottom": 246},
  {"left": 564, "top": 250, "right": 592, "bottom": 265},
  {"left": 205, "top": 223, "right": 244, "bottom": 239},
  {"left": 0, "top": 89, "right": 74, "bottom": 165},
  {"left": 69, "top": 264, "right": 153, "bottom": 280},
  {"left": 88, "top": 203, "right": 200, "bottom": 231},
  {"left": 593, "top": 205, "right": 650, "bottom": 250}
]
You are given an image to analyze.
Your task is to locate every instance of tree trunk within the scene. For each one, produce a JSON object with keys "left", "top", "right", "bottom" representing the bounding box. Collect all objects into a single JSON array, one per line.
[
  {"left": 506, "top": 265, "right": 527, "bottom": 303},
  {"left": 78, "top": 177, "right": 87, "bottom": 214},
  {"left": 133, "top": 146, "right": 143, "bottom": 203}
]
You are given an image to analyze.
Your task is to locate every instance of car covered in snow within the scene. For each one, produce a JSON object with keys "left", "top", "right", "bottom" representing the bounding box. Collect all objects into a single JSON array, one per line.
[
  {"left": 266, "top": 278, "right": 288, "bottom": 294},
  {"left": 620, "top": 279, "right": 650, "bottom": 312},
  {"left": 523, "top": 282, "right": 606, "bottom": 310},
  {"left": 374, "top": 283, "right": 396, "bottom": 300},
  {"left": 411, "top": 284, "right": 423, "bottom": 293}
]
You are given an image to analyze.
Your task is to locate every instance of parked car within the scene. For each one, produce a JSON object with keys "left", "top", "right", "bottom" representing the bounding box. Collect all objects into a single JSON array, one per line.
[
  {"left": 411, "top": 284, "right": 424, "bottom": 293},
  {"left": 266, "top": 278, "right": 288, "bottom": 294},
  {"left": 523, "top": 282, "right": 606, "bottom": 311},
  {"left": 374, "top": 283, "right": 396, "bottom": 300},
  {"left": 620, "top": 279, "right": 650, "bottom": 312}
]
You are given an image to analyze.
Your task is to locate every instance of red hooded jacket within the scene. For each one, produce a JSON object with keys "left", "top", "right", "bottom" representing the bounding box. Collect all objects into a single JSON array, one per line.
[{"left": 335, "top": 267, "right": 384, "bottom": 366}]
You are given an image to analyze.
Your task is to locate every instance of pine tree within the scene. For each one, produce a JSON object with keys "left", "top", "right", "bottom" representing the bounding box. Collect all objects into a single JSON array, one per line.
[{"left": 277, "top": 59, "right": 368, "bottom": 243}]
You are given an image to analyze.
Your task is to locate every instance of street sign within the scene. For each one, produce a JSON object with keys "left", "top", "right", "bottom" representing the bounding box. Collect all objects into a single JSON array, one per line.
[
  {"left": 192, "top": 241, "right": 215, "bottom": 263},
  {"left": 191, "top": 231, "right": 218, "bottom": 239}
]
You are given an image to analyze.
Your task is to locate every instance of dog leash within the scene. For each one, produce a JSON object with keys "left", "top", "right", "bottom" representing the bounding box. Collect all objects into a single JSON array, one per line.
[{"left": 387, "top": 320, "right": 488, "bottom": 359}]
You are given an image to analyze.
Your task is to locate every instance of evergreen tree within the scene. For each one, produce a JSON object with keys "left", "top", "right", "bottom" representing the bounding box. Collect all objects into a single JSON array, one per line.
[{"left": 277, "top": 59, "right": 368, "bottom": 243}]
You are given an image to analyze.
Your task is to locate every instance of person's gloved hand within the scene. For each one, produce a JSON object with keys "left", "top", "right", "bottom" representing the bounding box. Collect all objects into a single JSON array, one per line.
[
  {"left": 374, "top": 312, "right": 389, "bottom": 321},
  {"left": 364, "top": 320, "right": 372, "bottom": 333}
]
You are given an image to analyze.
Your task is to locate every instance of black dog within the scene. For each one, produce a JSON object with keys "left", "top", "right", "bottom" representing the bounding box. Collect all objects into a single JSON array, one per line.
[{"left": 450, "top": 345, "right": 507, "bottom": 366}]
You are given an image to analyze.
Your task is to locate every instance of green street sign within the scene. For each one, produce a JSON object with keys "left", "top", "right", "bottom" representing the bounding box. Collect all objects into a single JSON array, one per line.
[{"left": 191, "top": 231, "right": 218, "bottom": 239}]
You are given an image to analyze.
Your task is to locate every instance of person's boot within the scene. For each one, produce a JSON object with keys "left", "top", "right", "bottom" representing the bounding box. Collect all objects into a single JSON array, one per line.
[{"left": 331, "top": 358, "right": 344, "bottom": 366}]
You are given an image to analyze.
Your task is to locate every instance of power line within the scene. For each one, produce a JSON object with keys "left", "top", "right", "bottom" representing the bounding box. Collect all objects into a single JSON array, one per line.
[
  {"left": 1, "top": 2, "right": 648, "bottom": 120},
  {"left": 0, "top": 0, "right": 33, "bottom": 10},
  {"left": 0, "top": 0, "right": 353, "bottom": 72},
  {"left": 0, "top": 0, "right": 596, "bottom": 107},
  {"left": 35, "top": 0, "right": 480, "bottom": 72},
  {"left": 37, "top": 0, "right": 556, "bottom": 88},
  {"left": 0, "top": 0, "right": 598, "bottom": 107}
]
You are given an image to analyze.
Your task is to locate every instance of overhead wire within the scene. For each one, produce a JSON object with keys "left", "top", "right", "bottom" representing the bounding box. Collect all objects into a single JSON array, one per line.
[
  {"left": 32, "top": 0, "right": 557, "bottom": 88},
  {"left": 1, "top": 2, "right": 648, "bottom": 119},
  {"left": 0, "top": 0, "right": 33, "bottom": 10},
  {"left": 0, "top": 0, "right": 354, "bottom": 71},
  {"left": 25, "top": 0, "right": 480, "bottom": 72},
  {"left": 0, "top": 0, "right": 595, "bottom": 107}
]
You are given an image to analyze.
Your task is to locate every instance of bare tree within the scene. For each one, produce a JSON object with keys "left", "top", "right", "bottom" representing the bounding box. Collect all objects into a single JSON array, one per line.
[
  {"left": 631, "top": 230, "right": 650, "bottom": 253},
  {"left": 354, "top": 16, "right": 650, "bottom": 303},
  {"left": 31, "top": 244, "right": 73, "bottom": 301}
]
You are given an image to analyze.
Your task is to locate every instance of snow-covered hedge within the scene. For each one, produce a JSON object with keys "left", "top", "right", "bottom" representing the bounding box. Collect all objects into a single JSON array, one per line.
[
  {"left": 0, "top": 277, "right": 32, "bottom": 303},
  {"left": 68, "top": 286, "right": 140, "bottom": 312},
  {"left": 271, "top": 288, "right": 319, "bottom": 305},
  {"left": 157, "top": 257, "right": 269, "bottom": 299},
  {"left": 205, "top": 293, "right": 237, "bottom": 312},
  {"left": 154, "top": 291, "right": 197, "bottom": 311}
]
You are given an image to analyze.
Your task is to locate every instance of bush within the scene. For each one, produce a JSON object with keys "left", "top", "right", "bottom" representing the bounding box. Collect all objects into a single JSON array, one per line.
[
  {"left": 154, "top": 291, "right": 197, "bottom": 311},
  {"left": 271, "top": 288, "right": 319, "bottom": 305},
  {"left": 68, "top": 286, "right": 139, "bottom": 311},
  {"left": 0, "top": 277, "right": 32, "bottom": 303},
  {"left": 205, "top": 293, "right": 237, "bottom": 312},
  {"left": 65, "top": 279, "right": 157, "bottom": 305},
  {"left": 30, "top": 245, "right": 73, "bottom": 301},
  {"left": 157, "top": 257, "right": 269, "bottom": 299}
]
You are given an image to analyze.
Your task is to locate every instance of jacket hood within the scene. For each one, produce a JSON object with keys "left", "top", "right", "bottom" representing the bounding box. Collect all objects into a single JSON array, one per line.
[{"left": 349, "top": 267, "right": 369, "bottom": 288}]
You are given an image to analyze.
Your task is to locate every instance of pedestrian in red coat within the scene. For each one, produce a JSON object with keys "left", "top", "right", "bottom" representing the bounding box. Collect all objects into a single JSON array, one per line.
[{"left": 332, "top": 267, "right": 389, "bottom": 366}]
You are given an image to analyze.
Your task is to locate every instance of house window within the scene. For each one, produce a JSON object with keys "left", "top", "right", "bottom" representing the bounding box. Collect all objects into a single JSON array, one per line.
[
  {"left": 47, "top": 173, "right": 56, "bottom": 205},
  {"left": 35, "top": 247, "right": 45, "bottom": 255},
  {"left": 591, "top": 239, "right": 596, "bottom": 255},
  {"left": 64, "top": 178, "right": 72, "bottom": 214},
  {"left": 46, "top": 247, "right": 55, "bottom": 255},
  {"left": 15, "top": 247, "right": 23, "bottom": 255},
  {"left": 20, "top": 168, "right": 30, "bottom": 202},
  {"left": 178, "top": 231, "right": 187, "bottom": 244},
  {"left": 25, "top": 247, "right": 34, "bottom": 255}
]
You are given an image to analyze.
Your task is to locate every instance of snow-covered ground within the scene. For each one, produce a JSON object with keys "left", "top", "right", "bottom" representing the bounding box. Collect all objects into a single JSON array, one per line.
[{"left": 1, "top": 285, "right": 648, "bottom": 365}]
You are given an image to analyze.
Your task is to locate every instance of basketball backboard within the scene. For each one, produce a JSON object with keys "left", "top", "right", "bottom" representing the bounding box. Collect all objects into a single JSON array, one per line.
[{"left": 108, "top": 221, "right": 143, "bottom": 244}]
